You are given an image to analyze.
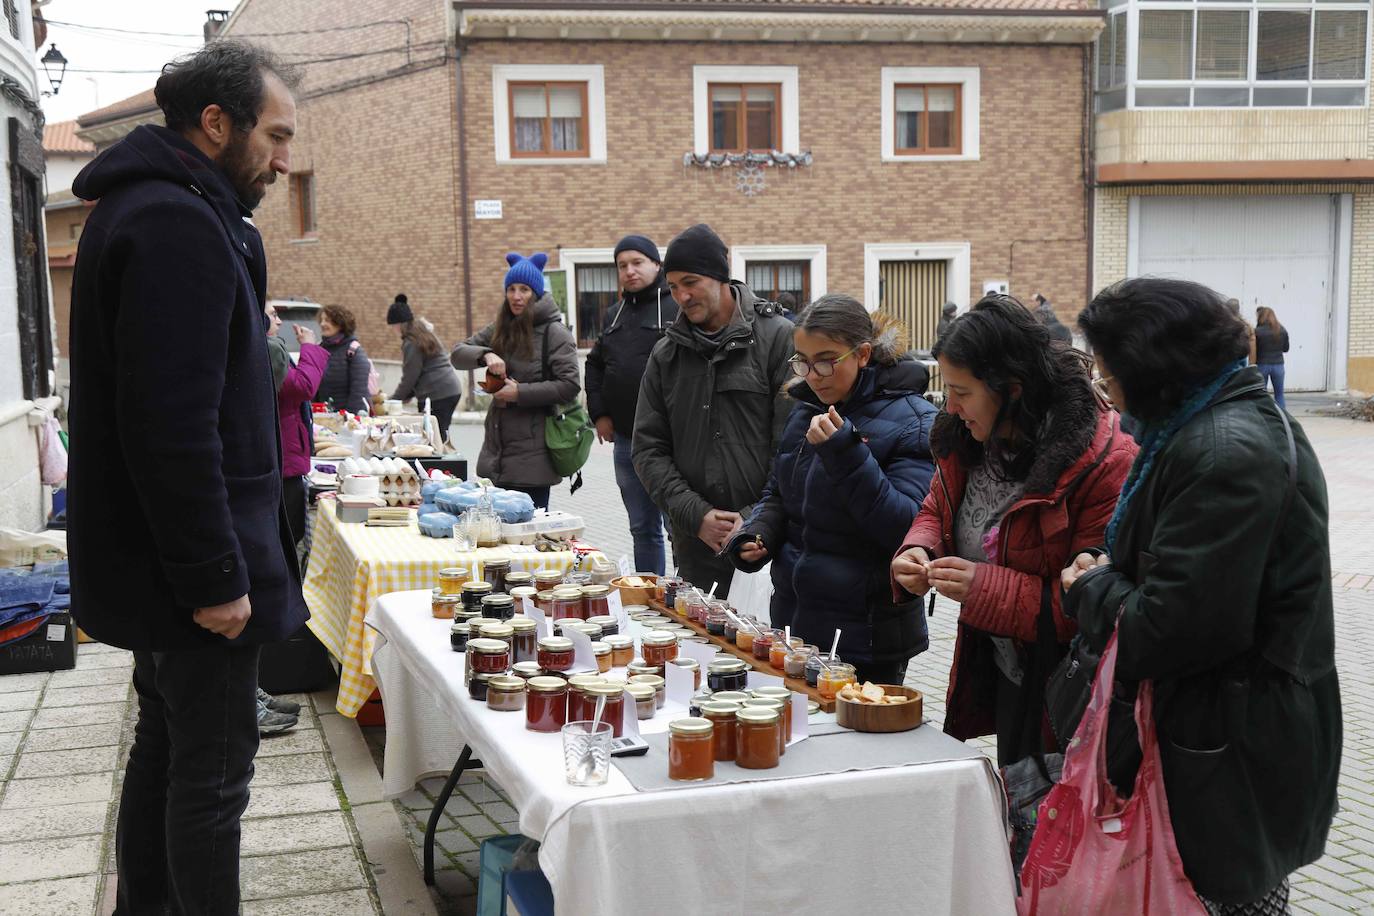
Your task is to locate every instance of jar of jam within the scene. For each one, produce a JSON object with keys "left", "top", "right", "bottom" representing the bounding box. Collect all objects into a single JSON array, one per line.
[
  {"left": 625, "top": 682, "right": 656, "bottom": 720},
  {"left": 660, "top": 576, "right": 684, "bottom": 610},
  {"left": 603, "top": 634, "right": 634, "bottom": 668},
  {"left": 449, "top": 621, "right": 471, "bottom": 652},
  {"left": 712, "top": 690, "right": 751, "bottom": 705},
  {"left": 504, "top": 571, "right": 534, "bottom": 592},
  {"left": 804, "top": 653, "right": 835, "bottom": 688},
  {"left": 525, "top": 676, "right": 568, "bottom": 732},
  {"left": 703, "top": 608, "right": 728, "bottom": 637},
  {"left": 706, "top": 658, "right": 749, "bottom": 693},
  {"left": 585, "top": 614, "right": 618, "bottom": 638},
  {"left": 768, "top": 638, "right": 794, "bottom": 670},
  {"left": 533, "top": 569, "right": 565, "bottom": 591},
  {"left": 481, "top": 593, "right": 516, "bottom": 622},
  {"left": 684, "top": 593, "right": 708, "bottom": 624},
  {"left": 623, "top": 605, "right": 649, "bottom": 619},
  {"left": 636, "top": 614, "right": 670, "bottom": 630},
  {"left": 628, "top": 674, "right": 665, "bottom": 709},
  {"left": 641, "top": 630, "right": 678, "bottom": 667},
  {"left": 464, "top": 617, "right": 497, "bottom": 636},
  {"left": 591, "top": 641, "right": 611, "bottom": 674},
  {"left": 667, "top": 657, "right": 701, "bottom": 691},
  {"left": 477, "top": 622, "right": 514, "bottom": 653},
  {"left": 466, "top": 638, "right": 510, "bottom": 674},
  {"left": 745, "top": 697, "right": 788, "bottom": 756},
  {"left": 566, "top": 675, "right": 606, "bottom": 722},
  {"left": 625, "top": 660, "right": 663, "bottom": 680},
  {"left": 581, "top": 585, "right": 612, "bottom": 619},
  {"left": 752, "top": 629, "right": 776, "bottom": 662},
  {"left": 673, "top": 585, "right": 694, "bottom": 617},
  {"left": 551, "top": 587, "right": 585, "bottom": 621},
  {"left": 511, "top": 660, "right": 542, "bottom": 680},
  {"left": 735, "top": 707, "right": 782, "bottom": 769},
  {"left": 467, "top": 672, "right": 493, "bottom": 702},
  {"left": 752, "top": 686, "right": 794, "bottom": 738},
  {"left": 735, "top": 627, "right": 756, "bottom": 653},
  {"left": 508, "top": 585, "right": 537, "bottom": 610},
  {"left": 701, "top": 700, "right": 742, "bottom": 761},
  {"left": 486, "top": 675, "right": 526, "bottom": 711},
  {"left": 535, "top": 590, "right": 557, "bottom": 616},
  {"left": 583, "top": 682, "right": 626, "bottom": 737},
  {"left": 454, "top": 608, "right": 483, "bottom": 626},
  {"left": 668, "top": 717, "right": 714, "bottom": 781},
  {"left": 483, "top": 558, "right": 511, "bottom": 593},
  {"left": 438, "top": 566, "right": 471, "bottom": 595},
  {"left": 509, "top": 617, "right": 538, "bottom": 664},
  {"left": 784, "top": 644, "right": 817, "bottom": 679},
  {"left": 573, "top": 621, "right": 603, "bottom": 641},
  {"left": 537, "top": 635, "right": 575, "bottom": 672},
  {"left": 432, "top": 591, "right": 462, "bottom": 620},
  {"left": 461, "top": 580, "right": 493, "bottom": 614},
  {"left": 817, "top": 662, "right": 857, "bottom": 700}
]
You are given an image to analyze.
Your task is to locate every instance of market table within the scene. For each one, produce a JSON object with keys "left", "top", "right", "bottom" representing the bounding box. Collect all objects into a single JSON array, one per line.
[
  {"left": 366, "top": 589, "right": 1018, "bottom": 915},
  {"left": 302, "top": 501, "right": 602, "bottom": 716}
]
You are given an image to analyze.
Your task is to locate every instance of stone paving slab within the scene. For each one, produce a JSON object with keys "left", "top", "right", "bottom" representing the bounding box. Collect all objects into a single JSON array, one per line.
[
  {"left": 20, "top": 721, "right": 121, "bottom": 753},
  {"left": 12, "top": 745, "right": 120, "bottom": 779},
  {"left": 0, "top": 772, "right": 114, "bottom": 809},
  {"left": 28, "top": 702, "right": 124, "bottom": 730},
  {"left": 0, "top": 835, "right": 102, "bottom": 884},
  {"left": 0, "top": 691, "right": 40, "bottom": 712},
  {"left": 39, "top": 684, "right": 130, "bottom": 709},
  {"left": 242, "top": 888, "right": 380, "bottom": 916},
  {"left": 239, "top": 846, "right": 368, "bottom": 902},
  {"left": 251, "top": 752, "right": 334, "bottom": 787},
  {"left": 243, "top": 780, "right": 341, "bottom": 819},
  {"left": 0, "top": 672, "right": 49, "bottom": 694},
  {"left": 241, "top": 810, "right": 353, "bottom": 857},
  {"left": 0, "top": 800, "right": 108, "bottom": 842},
  {"left": 0, "top": 874, "right": 99, "bottom": 916}
]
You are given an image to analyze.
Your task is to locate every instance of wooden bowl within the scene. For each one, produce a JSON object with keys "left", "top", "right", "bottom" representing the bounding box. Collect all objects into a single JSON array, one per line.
[
  {"left": 611, "top": 574, "right": 661, "bottom": 607},
  {"left": 835, "top": 684, "right": 924, "bottom": 733}
]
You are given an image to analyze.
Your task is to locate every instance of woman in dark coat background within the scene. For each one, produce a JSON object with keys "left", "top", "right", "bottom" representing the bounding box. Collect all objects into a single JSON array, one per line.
[
  {"left": 1065, "top": 278, "right": 1340, "bottom": 914},
  {"left": 315, "top": 303, "right": 373, "bottom": 415},
  {"left": 727, "top": 294, "right": 938, "bottom": 684}
]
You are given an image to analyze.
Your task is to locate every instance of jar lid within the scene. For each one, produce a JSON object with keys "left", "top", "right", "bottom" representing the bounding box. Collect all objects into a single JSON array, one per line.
[
  {"left": 467, "top": 638, "right": 508, "bottom": 654},
  {"left": 580, "top": 585, "right": 611, "bottom": 597},
  {"left": 682, "top": 635, "right": 712, "bottom": 645},
  {"left": 578, "top": 623, "right": 604, "bottom": 639},
  {"left": 482, "top": 593, "right": 514, "bottom": 605},
  {"left": 625, "top": 682, "right": 655, "bottom": 701},
  {"left": 511, "top": 661, "right": 542, "bottom": 677},
  {"left": 701, "top": 700, "right": 743, "bottom": 715},
  {"left": 536, "top": 590, "right": 559, "bottom": 600},
  {"left": 669, "top": 716, "right": 713, "bottom": 735},
  {"left": 752, "top": 686, "right": 791, "bottom": 700},
  {"left": 509, "top": 586, "right": 537, "bottom": 599},
  {"left": 668, "top": 657, "right": 699, "bottom": 670},
  {"left": 527, "top": 676, "right": 568, "bottom": 693},
  {"left": 533, "top": 569, "right": 564, "bottom": 582},
  {"left": 449, "top": 621, "right": 470, "bottom": 634},
  {"left": 625, "top": 662, "right": 662, "bottom": 676},
  {"left": 737, "top": 707, "right": 780, "bottom": 724},
  {"left": 478, "top": 623, "right": 513, "bottom": 639},
  {"left": 484, "top": 558, "right": 511, "bottom": 569},
  {"left": 433, "top": 593, "right": 461, "bottom": 605},
  {"left": 707, "top": 658, "right": 747, "bottom": 673},
  {"left": 567, "top": 674, "right": 607, "bottom": 689},
  {"left": 439, "top": 566, "right": 470, "bottom": 576},
  {"left": 454, "top": 609, "right": 482, "bottom": 622},
  {"left": 642, "top": 629, "right": 676, "bottom": 647},
  {"left": 628, "top": 674, "right": 665, "bottom": 688},
  {"left": 585, "top": 614, "right": 616, "bottom": 626},
  {"left": 468, "top": 672, "right": 493, "bottom": 683},
  {"left": 508, "top": 616, "right": 537, "bottom": 632},
  {"left": 603, "top": 634, "right": 633, "bottom": 649},
  {"left": 745, "top": 697, "right": 784, "bottom": 710},
  {"left": 465, "top": 617, "right": 497, "bottom": 631},
  {"left": 623, "top": 604, "right": 649, "bottom": 614},
  {"left": 591, "top": 642, "right": 610, "bottom": 656},
  {"left": 585, "top": 682, "right": 624, "bottom": 698},
  {"left": 488, "top": 676, "right": 525, "bottom": 693},
  {"left": 711, "top": 691, "right": 751, "bottom": 704},
  {"left": 552, "top": 586, "right": 582, "bottom": 598},
  {"left": 462, "top": 581, "right": 494, "bottom": 594},
  {"left": 538, "top": 636, "right": 573, "bottom": 651},
  {"left": 505, "top": 571, "right": 533, "bottom": 583}
]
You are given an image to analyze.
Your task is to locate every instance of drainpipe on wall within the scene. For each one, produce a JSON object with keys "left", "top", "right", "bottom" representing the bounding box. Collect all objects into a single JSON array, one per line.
[
  {"left": 1083, "top": 40, "right": 1097, "bottom": 313},
  {"left": 452, "top": 40, "right": 477, "bottom": 410}
]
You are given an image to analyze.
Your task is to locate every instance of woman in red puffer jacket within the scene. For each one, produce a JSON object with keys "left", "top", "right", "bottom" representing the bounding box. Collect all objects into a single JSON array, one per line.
[{"left": 891, "top": 295, "right": 1136, "bottom": 765}]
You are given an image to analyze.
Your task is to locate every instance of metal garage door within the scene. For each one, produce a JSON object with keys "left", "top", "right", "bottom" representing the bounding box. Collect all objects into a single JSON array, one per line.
[
  {"left": 1137, "top": 196, "right": 1337, "bottom": 391},
  {"left": 878, "top": 259, "right": 947, "bottom": 390}
]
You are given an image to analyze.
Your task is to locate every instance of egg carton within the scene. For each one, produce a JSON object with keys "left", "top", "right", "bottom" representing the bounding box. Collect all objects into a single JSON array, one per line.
[{"left": 500, "top": 510, "right": 585, "bottom": 545}]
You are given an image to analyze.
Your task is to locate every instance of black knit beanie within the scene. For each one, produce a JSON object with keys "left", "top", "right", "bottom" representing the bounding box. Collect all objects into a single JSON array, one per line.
[
  {"left": 662, "top": 224, "right": 729, "bottom": 282},
  {"left": 613, "top": 234, "right": 661, "bottom": 264},
  {"left": 386, "top": 295, "right": 413, "bottom": 325}
]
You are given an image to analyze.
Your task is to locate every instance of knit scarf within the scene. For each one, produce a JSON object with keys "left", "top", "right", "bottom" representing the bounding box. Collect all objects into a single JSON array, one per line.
[{"left": 1105, "top": 359, "right": 1247, "bottom": 554}]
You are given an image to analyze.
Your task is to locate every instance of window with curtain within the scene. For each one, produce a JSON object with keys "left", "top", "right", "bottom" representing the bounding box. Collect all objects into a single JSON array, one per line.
[
  {"left": 509, "top": 82, "right": 588, "bottom": 157},
  {"left": 710, "top": 84, "right": 780, "bottom": 152},
  {"left": 575, "top": 264, "right": 618, "bottom": 348},
  {"left": 745, "top": 261, "right": 810, "bottom": 310},
  {"left": 1138, "top": 10, "right": 1194, "bottom": 80},
  {"left": 894, "top": 84, "right": 962, "bottom": 154}
]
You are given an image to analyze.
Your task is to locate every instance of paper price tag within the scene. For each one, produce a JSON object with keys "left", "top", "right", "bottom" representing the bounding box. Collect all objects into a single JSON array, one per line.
[
  {"left": 606, "top": 590, "right": 630, "bottom": 634},
  {"left": 679, "top": 639, "right": 720, "bottom": 668},
  {"left": 617, "top": 554, "right": 634, "bottom": 577},
  {"left": 746, "top": 669, "right": 784, "bottom": 691},
  {"left": 789, "top": 691, "right": 809, "bottom": 745},
  {"left": 564, "top": 625, "right": 600, "bottom": 674},
  {"left": 663, "top": 659, "right": 695, "bottom": 706},
  {"left": 521, "top": 596, "right": 549, "bottom": 639},
  {"left": 620, "top": 688, "right": 640, "bottom": 738}
]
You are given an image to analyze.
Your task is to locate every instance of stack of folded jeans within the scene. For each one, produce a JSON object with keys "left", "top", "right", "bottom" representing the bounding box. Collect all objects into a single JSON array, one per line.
[{"left": 0, "top": 561, "right": 70, "bottom": 648}]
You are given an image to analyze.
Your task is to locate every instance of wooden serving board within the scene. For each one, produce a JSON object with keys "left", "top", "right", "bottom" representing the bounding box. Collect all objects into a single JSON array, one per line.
[{"left": 646, "top": 598, "right": 836, "bottom": 712}]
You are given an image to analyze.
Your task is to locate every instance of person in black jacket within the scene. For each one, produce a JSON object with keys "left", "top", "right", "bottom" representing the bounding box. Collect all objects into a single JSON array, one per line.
[
  {"left": 585, "top": 235, "right": 678, "bottom": 574},
  {"left": 315, "top": 303, "right": 373, "bottom": 414},
  {"left": 66, "top": 42, "right": 305, "bottom": 914},
  {"left": 1065, "top": 278, "right": 1339, "bottom": 913},
  {"left": 1033, "top": 293, "right": 1073, "bottom": 345},
  {"left": 1254, "top": 306, "right": 1290, "bottom": 409}
]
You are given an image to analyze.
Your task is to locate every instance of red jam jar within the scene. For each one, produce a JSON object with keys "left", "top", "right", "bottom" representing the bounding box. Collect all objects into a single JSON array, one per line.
[
  {"left": 551, "top": 587, "right": 585, "bottom": 621},
  {"left": 735, "top": 707, "right": 782, "bottom": 769},
  {"left": 752, "top": 629, "right": 776, "bottom": 662},
  {"left": 566, "top": 675, "right": 606, "bottom": 722},
  {"left": 580, "top": 585, "right": 612, "bottom": 619},
  {"left": 641, "top": 630, "right": 678, "bottom": 667},
  {"left": 466, "top": 637, "right": 510, "bottom": 674},
  {"left": 583, "top": 682, "right": 626, "bottom": 737},
  {"left": 537, "top": 636, "right": 575, "bottom": 673},
  {"left": 533, "top": 569, "right": 565, "bottom": 592},
  {"left": 668, "top": 717, "right": 714, "bottom": 781},
  {"left": 524, "top": 676, "right": 568, "bottom": 732},
  {"left": 535, "top": 590, "right": 557, "bottom": 617},
  {"left": 509, "top": 617, "right": 538, "bottom": 664}
]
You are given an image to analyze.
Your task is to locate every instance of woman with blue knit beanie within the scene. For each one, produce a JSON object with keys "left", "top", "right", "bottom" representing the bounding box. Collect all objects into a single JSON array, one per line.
[
  {"left": 450, "top": 252, "right": 580, "bottom": 509},
  {"left": 1064, "top": 277, "right": 1340, "bottom": 915}
]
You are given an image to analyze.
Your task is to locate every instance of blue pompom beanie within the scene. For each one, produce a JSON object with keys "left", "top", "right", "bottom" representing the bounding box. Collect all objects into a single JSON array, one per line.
[{"left": 503, "top": 252, "right": 548, "bottom": 299}]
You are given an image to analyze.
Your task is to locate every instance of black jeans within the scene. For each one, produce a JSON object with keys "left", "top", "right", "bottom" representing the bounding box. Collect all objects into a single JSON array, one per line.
[
  {"left": 853, "top": 658, "right": 907, "bottom": 686},
  {"left": 282, "top": 474, "right": 307, "bottom": 546},
  {"left": 430, "top": 394, "right": 460, "bottom": 442},
  {"left": 116, "top": 644, "right": 261, "bottom": 916}
]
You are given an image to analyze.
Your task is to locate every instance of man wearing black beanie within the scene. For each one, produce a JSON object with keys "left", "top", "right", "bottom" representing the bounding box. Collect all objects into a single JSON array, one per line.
[
  {"left": 584, "top": 234, "right": 678, "bottom": 574},
  {"left": 632, "top": 223, "right": 794, "bottom": 598}
]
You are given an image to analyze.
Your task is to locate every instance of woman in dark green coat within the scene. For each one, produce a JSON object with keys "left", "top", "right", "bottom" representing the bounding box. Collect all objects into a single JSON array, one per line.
[{"left": 1063, "top": 277, "right": 1341, "bottom": 914}]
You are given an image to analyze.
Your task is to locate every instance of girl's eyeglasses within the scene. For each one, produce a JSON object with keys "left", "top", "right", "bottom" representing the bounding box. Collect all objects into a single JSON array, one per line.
[{"left": 788, "top": 345, "right": 860, "bottom": 379}]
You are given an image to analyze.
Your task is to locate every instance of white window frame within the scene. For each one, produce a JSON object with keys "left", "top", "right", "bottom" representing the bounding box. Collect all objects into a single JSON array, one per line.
[
  {"left": 558, "top": 247, "right": 616, "bottom": 348},
  {"left": 731, "top": 245, "right": 828, "bottom": 301},
  {"left": 881, "top": 67, "right": 981, "bottom": 162},
  {"left": 491, "top": 65, "right": 607, "bottom": 164},
  {"left": 862, "top": 242, "right": 972, "bottom": 313},
  {"left": 692, "top": 66, "right": 800, "bottom": 155}
]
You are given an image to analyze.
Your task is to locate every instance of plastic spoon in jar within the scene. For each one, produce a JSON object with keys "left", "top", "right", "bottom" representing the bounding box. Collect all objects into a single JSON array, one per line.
[
  {"left": 784, "top": 625, "right": 792, "bottom": 647},
  {"left": 574, "top": 694, "right": 609, "bottom": 785},
  {"left": 708, "top": 581, "right": 718, "bottom": 599},
  {"left": 828, "top": 629, "right": 841, "bottom": 663}
]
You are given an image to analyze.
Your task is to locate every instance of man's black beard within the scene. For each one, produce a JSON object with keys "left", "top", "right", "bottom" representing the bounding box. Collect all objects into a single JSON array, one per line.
[{"left": 220, "top": 131, "right": 267, "bottom": 210}]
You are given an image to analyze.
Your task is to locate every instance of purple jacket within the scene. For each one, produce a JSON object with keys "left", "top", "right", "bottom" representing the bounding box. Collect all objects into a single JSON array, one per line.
[{"left": 280, "top": 342, "right": 329, "bottom": 477}]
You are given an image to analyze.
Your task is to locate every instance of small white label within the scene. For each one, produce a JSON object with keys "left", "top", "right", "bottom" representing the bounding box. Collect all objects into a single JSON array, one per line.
[
  {"left": 679, "top": 639, "right": 719, "bottom": 668},
  {"left": 474, "top": 199, "right": 503, "bottom": 220},
  {"left": 606, "top": 590, "right": 629, "bottom": 634},
  {"left": 521, "top": 596, "right": 549, "bottom": 639},
  {"left": 789, "top": 692, "right": 809, "bottom": 744},
  {"left": 617, "top": 555, "right": 633, "bottom": 577},
  {"left": 745, "top": 669, "right": 784, "bottom": 691},
  {"left": 46, "top": 624, "right": 65, "bottom": 641},
  {"left": 663, "top": 659, "right": 694, "bottom": 706},
  {"left": 620, "top": 688, "right": 640, "bottom": 738},
  {"left": 564, "top": 625, "right": 599, "bottom": 674},
  {"left": 1101, "top": 817, "right": 1123, "bottom": 834}
]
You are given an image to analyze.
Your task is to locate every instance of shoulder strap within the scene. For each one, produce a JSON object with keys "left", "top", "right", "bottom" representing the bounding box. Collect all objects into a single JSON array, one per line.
[
  {"left": 1274, "top": 408, "right": 1298, "bottom": 531},
  {"left": 540, "top": 324, "right": 551, "bottom": 383}
]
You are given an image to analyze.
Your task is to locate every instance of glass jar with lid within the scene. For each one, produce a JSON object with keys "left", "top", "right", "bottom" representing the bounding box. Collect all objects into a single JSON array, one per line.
[
  {"left": 580, "top": 585, "right": 612, "bottom": 619},
  {"left": 563, "top": 571, "right": 592, "bottom": 589},
  {"left": 537, "top": 635, "right": 575, "bottom": 673},
  {"left": 525, "top": 676, "right": 568, "bottom": 732},
  {"left": 701, "top": 700, "right": 742, "bottom": 761},
  {"left": 706, "top": 658, "right": 749, "bottom": 693},
  {"left": 438, "top": 566, "right": 472, "bottom": 595},
  {"left": 735, "top": 707, "right": 782, "bottom": 769},
  {"left": 603, "top": 634, "right": 634, "bottom": 668},
  {"left": 460, "top": 580, "right": 494, "bottom": 614},
  {"left": 482, "top": 558, "right": 511, "bottom": 593},
  {"left": 585, "top": 614, "right": 618, "bottom": 638},
  {"left": 752, "top": 686, "right": 794, "bottom": 735},
  {"left": 591, "top": 641, "right": 611, "bottom": 674},
  {"left": 551, "top": 587, "right": 585, "bottom": 621},
  {"left": 625, "top": 660, "right": 663, "bottom": 680},
  {"left": 535, "top": 590, "right": 557, "bottom": 617},
  {"left": 582, "top": 682, "right": 626, "bottom": 738},
  {"left": 668, "top": 717, "right": 714, "bottom": 781},
  {"left": 641, "top": 630, "right": 678, "bottom": 667},
  {"left": 466, "top": 637, "right": 510, "bottom": 675},
  {"left": 504, "top": 571, "right": 534, "bottom": 593},
  {"left": 509, "top": 616, "right": 538, "bottom": 664},
  {"left": 509, "top": 585, "right": 537, "bottom": 611},
  {"left": 486, "top": 675, "right": 526, "bottom": 712},
  {"left": 566, "top": 674, "right": 607, "bottom": 722},
  {"left": 626, "top": 682, "right": 657, "bottom": 720},
  {"left": 533, "top": 569, "right": 565, "bottom": 591},
  {"left": 511, "top": 660, "right": 542, "bottom": 680},
  {"left": 627, "top": 674, "right": 665, "bottom": 709},
  {"left": 432, "top": 590, "right": 462, "bottom": 620},
  {"left": 571, "top": 621, "right": 603, "bottom": 642},
  {"left": 467, "top": 672, "right": 493, "bottom": 702},
  {"left": 745, "top": 697, "right": 788, "bottom": 756},
  {"left": 477, "top": 622, "right": 514, "bottom": 652},
  {"left": 449, "top": 620, "right": 471, "bottom": 652},
  {"left": 481, "top": 593, "right": 515, "bottom": 622}
]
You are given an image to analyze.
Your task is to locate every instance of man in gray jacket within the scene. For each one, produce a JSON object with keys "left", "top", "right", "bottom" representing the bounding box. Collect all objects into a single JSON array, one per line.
[{"left": 632, "top": 224, "right": 795, "bottom": 598}]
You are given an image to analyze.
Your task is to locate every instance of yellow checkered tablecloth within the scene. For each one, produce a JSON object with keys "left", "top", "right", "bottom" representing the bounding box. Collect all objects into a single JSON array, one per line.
[{"left": 303, "top": 502, "right": 603, "bottom": 716}]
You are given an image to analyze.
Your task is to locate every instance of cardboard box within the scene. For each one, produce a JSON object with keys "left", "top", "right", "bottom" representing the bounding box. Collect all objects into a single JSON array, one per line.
[{"left": 0, "top": 612, "right": 77, "bottom": 675}]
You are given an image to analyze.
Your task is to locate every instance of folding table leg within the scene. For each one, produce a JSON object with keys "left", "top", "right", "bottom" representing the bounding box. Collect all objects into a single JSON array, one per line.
[{"left": 423, "top": 744, "right": 483, "bottom": 885}]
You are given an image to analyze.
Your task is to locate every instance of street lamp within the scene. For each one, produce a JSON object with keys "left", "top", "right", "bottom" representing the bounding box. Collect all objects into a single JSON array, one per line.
[{"left": 40, "top": 44, "right": 67, "bottom": 96}]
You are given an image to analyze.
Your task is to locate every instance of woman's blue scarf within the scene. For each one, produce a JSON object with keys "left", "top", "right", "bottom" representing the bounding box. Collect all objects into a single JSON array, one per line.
[{"left": 1105, "top": 359, "right": 1247, "bottom": 554}]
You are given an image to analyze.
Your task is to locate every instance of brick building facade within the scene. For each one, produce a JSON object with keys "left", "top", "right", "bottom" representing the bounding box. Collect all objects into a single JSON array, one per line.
[{"left": 225, "top": 0, "right": 1103, "bottom": 367}]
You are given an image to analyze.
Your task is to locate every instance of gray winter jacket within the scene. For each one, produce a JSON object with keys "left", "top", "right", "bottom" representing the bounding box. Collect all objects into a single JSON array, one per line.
[
  {"left": 450, "top": 295, "right": 580, "bottom": 487},
  {"left": 392, "top": 337, "right": 462, "bottom": 404},
  {"left": 632, "top": 282, "right": 795, "bottom": 538}
]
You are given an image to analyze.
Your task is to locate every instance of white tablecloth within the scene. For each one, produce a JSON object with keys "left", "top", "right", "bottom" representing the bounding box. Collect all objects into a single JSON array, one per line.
[{"left": 367, "top": 590, "right": 1017, "bottom": 916}]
